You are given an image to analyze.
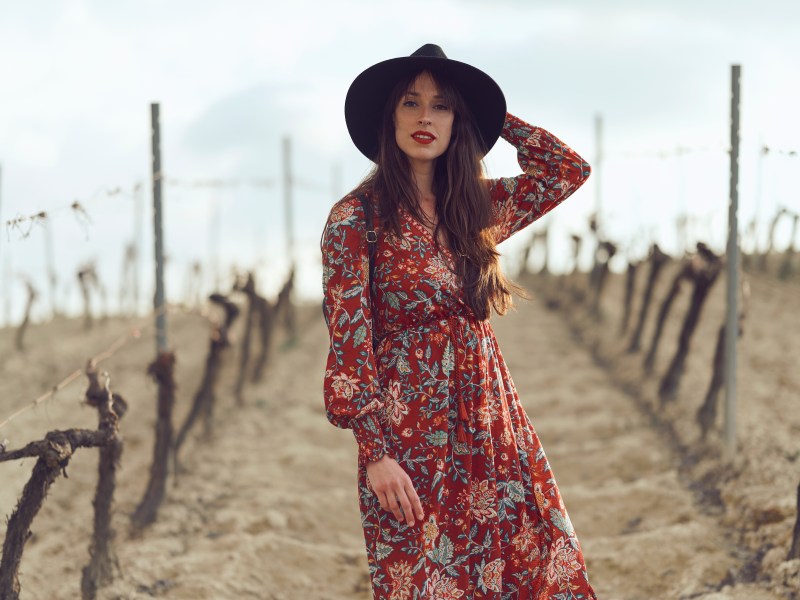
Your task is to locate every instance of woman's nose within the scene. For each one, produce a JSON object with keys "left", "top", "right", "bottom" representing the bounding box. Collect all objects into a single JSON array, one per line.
[{"left": 418, "top": 108, "right": 432, "bottom": 125}]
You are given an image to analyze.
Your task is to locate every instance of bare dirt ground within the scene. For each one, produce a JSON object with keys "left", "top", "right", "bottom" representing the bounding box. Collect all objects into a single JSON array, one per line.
[
  {"left": 0, "top": 265, "right": 797, "bottom": 599},
  {"left": 522, "top": 259, "right": 799, "bottom": 599}
]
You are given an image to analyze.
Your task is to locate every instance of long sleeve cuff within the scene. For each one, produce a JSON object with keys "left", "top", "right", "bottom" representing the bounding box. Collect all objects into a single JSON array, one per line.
[
  {"left": 351, "top": 412, "right": 388, "bottom": 466},
  {"left": 500, "top": 112, "right": 530, "bottom": 142},
  {"left": 500, "top": 112, "right": 529, "bottom": 144}
]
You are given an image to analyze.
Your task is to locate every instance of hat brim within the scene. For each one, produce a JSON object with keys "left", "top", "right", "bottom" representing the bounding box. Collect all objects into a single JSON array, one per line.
[{"left": 345, "top": 55, "right": 506, "bottom": 162}]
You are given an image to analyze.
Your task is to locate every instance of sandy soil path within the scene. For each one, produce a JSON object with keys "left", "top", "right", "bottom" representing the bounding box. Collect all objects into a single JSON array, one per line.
[
  {"left": 0, "top": 293, "right": 787, "bottom": 599},
  {"left": 492, "top": 296, "right": 779, "bottom": 600}
]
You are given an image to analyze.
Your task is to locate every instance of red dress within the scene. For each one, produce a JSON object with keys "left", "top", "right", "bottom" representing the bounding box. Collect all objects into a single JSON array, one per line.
[{"left": 322, "top": 113, "right": 597, "bottom": 599}]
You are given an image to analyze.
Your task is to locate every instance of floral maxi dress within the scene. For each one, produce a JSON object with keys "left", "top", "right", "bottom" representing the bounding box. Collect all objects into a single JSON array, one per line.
[{"left": 322, "top": 113, "right": 597, "bottom": 599}]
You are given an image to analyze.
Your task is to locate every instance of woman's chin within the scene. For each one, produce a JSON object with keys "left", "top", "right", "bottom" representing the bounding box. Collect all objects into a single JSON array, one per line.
[{"left": 401, "top": 147, "right": 445, "bottom": 165}]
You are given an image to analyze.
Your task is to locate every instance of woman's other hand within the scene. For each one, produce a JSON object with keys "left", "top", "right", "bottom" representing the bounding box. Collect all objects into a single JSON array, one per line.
[{"left": 366, "top": 455, "right": 424, "bottom": 526}]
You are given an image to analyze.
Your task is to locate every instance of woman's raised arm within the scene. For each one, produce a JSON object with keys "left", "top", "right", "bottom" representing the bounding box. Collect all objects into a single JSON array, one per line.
[{"left": 487, "top": 112, "right": 591, "bottom": 243}]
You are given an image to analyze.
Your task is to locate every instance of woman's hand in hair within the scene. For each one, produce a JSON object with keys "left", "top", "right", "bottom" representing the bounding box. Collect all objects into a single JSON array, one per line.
[{"left": 366, "top": 455, "right": 424, "bottom": 526}]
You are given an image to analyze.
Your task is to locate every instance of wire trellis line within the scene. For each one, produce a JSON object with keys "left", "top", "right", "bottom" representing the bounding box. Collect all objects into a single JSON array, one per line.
[
  {"left": 604, "top": 140, "right": 799, "bottom": 162},
  {"left": 0, "top": 301, "right": 219, "bottom": 433},
  {"left": 2, "top": 174, "right": 286, "bottom": 241},
  {"left": 762, "top": 145, "right": 799, "bottom": 157},
  {"left": 4, "top": 201, "right": 92, "bottom": 240},
  {"left": 0, "top": 299, "right": 225, "bottom": 433}
]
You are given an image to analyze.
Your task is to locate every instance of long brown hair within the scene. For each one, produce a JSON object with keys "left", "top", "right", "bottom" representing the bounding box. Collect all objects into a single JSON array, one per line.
[{"left": 351, "top": 69, "right": 517, "bottom": 320}]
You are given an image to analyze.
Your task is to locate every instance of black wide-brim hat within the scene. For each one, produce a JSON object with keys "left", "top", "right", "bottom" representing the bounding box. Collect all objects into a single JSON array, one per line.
[{"left": 345, "top": 43, "right": 506, "bottom": 162}]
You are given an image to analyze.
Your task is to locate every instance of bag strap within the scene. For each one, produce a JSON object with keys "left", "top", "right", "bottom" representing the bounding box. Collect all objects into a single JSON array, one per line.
[
  {"left": 357, "top": 193, "right": 378, "bottom": 352},
  {"left": 358, "top": 193, "right": 377, "bottom": 273}
]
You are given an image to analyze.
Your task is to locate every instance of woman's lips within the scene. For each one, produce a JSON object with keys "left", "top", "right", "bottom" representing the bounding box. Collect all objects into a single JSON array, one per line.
[{"left": 412, "top": 131, "right": 436, "bottom": 144}]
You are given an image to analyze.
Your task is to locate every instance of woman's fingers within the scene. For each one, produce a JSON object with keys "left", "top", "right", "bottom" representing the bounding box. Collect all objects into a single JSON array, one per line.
[
  {"left": 387, "top": 491, "right": 407, "bottom": 523},
  {"left": 377, "top": 489, "right": 403, "bottom": 523},
  {"left": 395, "top": 488, "right": 416, "bottom": 526},
  {"left": 380, "top": 483, "right": 418, "bottom": 525},
  {"left": 377, "top": 491, "right": 390, "bottom": 513},
  {"left": 366, "top": 456, "right": 424, "bottom": 525},
  {"left": 404, "top": 481, "right": 425, "bottom": 521}
]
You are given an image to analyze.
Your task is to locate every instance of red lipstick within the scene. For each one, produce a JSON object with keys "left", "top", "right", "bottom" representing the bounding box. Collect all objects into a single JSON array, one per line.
[{"left": 412, "top": 131, "right": 436, "bottom": 144}]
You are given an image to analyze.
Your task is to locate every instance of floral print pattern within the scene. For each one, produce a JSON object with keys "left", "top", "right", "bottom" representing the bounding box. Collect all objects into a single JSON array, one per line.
[{"left": 322, "top": 113, "right": 596, "bottom": 598}]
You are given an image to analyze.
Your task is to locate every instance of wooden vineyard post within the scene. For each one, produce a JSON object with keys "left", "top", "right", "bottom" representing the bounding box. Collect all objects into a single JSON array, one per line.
[
  {"left": 594, "top": 113, "right": 604, "bottom": 234},
  {"left": 133, "top": 182, "right": 144, "bottom": 314},
  {"left": 587, "top": 117, "right": 602, "bottom": 301},
  {"left": 723, "top": 64, "right": 741, "bottom": 459},
  {"left": 697, "top": 278, "right": 748, "bottom": 440},
  {"left": 133, "top": 102, "right": 174, "bottom": 529},
  {"left": 282, "top": 137, "right": 297, "bottom": 342},
  {"left": 587, "top": 114, "right": 602, "bottom": 299},
  {"left": 283, "top": 137, "right": 295, "bottom": 267},
  {"left": 587, "top": 216, "right": 599, "bottom": 293},
  {"left": 152, "top": 103, "right": 168, "bottom": 353},
  {"left": 628, "top": 244, "right": 669, "bottom": 353},
  {"left": 278, "top": 267, "right": 295, "bottom": 342}
]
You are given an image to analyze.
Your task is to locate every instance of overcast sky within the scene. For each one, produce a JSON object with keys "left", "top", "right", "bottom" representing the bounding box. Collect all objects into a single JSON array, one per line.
[{"left": 1, "top": 0, "right": 799, "bottom": 323}]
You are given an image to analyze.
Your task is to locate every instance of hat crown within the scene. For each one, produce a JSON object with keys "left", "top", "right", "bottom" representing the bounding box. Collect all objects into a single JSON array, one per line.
[{"left": 410, "top": 44, "right": 448, "bottom": 59}]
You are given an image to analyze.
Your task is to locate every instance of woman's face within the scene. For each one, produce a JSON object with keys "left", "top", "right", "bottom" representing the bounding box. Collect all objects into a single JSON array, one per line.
[{"left": 393, "top": 72, "right": 454, "bottom": 169}]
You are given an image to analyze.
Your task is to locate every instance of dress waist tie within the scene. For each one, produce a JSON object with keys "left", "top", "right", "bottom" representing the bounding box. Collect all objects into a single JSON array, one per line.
[
  {"left": 448, "top": 315, "right": 472, "bottom": 443},
  {"left": 378, "top": 314, "right": 475, "bottom": 444}
]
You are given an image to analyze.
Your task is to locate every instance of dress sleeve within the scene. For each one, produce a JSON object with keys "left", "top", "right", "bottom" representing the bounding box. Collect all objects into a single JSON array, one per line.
[
  {"left": 321, "top": 196, "right": 388, "bottom": 466},
  {"left": 487, "top": 112, "right": 591, "bottom": 244}
]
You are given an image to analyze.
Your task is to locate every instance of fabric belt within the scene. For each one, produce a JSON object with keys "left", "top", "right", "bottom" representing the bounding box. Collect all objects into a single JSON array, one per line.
[{"left": 378, "top": 313, "right": 477, "bottom": 444}]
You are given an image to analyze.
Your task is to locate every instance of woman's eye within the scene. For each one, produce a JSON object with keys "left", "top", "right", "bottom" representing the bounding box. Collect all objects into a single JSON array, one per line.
[
  {"left": 435, "top": 104, "right": 450, "bottom": 111},
  {"left": 403, "top": 100, "right": 417, "bottom": 107}
]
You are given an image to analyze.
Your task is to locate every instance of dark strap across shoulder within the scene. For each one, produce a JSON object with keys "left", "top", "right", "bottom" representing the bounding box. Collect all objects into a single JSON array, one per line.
[
  {"left": 358, "top": 193, "right": 377, "bottom": 271},
  {"left": 357, "top": 193, "right": 378, "bottom": 352}
]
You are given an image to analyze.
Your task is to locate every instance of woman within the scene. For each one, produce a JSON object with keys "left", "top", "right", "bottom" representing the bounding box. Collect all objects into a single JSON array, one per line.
[{"left": 322, "top": 44, "right": 596, "bottom": 599}]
